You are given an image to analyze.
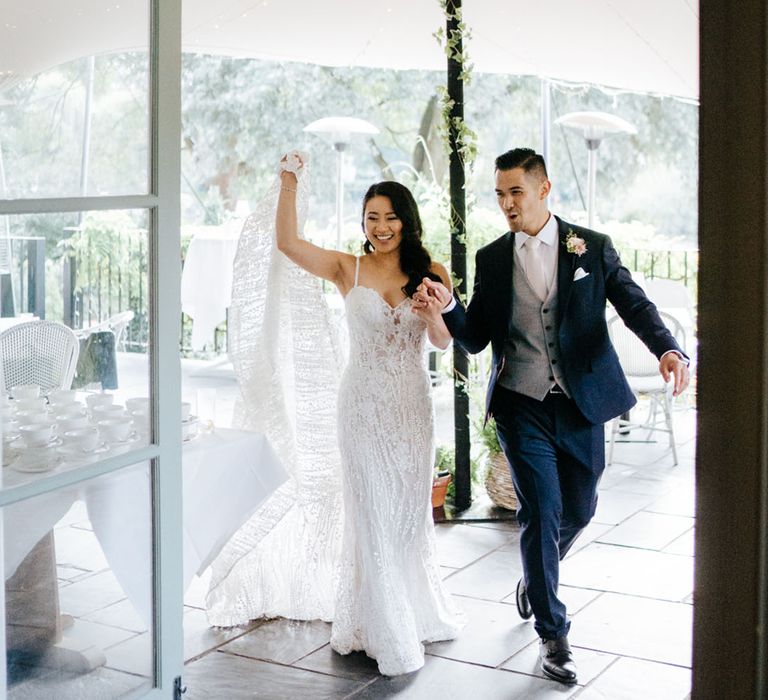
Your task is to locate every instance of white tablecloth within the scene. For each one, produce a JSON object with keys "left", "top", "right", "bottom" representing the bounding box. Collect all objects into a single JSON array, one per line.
[
  {"left": 181, "top": 221, "right": 243, "bottom": 351},
  {"left": 3, "top": 428, "right": 287, "bottom": 624}
]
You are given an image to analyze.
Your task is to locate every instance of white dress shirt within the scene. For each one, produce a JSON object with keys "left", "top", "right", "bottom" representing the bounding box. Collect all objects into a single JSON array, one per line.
[{"left": 514, "top": 213, "right": 558, "bottom": 299}]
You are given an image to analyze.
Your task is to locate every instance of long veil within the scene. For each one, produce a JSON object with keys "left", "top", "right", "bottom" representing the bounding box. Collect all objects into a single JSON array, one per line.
[{"left": 206, "top": 159, "right": 345, "bottom": 625}]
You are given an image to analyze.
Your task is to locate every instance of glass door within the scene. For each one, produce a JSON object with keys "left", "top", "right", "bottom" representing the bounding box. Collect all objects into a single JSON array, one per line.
[{"left": 0, "top": 0, "right": 182, "bottom": 697}]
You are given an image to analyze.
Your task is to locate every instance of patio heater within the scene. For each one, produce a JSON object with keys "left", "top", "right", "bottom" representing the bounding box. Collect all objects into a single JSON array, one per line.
[
  {"left": 303, "top": 117, "right": 379, "bottom": 250},
  {"left": 554, "top": 111, "right": 636, "bottom": 228}
]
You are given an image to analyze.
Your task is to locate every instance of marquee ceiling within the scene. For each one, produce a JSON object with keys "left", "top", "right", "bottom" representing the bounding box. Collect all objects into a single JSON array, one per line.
[{"left": 0, "top": 0, "right": 699, "bottom": 100}]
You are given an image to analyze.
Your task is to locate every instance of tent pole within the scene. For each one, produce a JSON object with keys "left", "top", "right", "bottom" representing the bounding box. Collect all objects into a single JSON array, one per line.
[
  {"left": 540, "top": 79, "right": 551, "bottom": 165},
  {"left": 446, "top": 0, "right": 471, "bottom": 512}
]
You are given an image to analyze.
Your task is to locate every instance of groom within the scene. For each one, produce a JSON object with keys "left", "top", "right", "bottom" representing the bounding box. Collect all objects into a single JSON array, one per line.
[{"left": 416, "top": 148, "right": 689, "bottom": 685}]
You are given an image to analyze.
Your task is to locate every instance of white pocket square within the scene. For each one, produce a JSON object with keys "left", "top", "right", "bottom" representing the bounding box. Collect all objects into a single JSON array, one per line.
[{"left": 573, "top": 267, "right": 590, "bottom": 281}]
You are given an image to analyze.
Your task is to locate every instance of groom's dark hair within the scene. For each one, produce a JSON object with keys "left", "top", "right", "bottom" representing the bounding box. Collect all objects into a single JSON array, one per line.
[{"left": 495, "top": 148, "right": 548, "bottom": 181}]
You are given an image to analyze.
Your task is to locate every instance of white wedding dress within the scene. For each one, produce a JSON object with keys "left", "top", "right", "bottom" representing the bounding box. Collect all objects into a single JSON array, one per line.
[
  {"left": 206, "top": 156, "right": 463, "bottom": 676},
  {"left": 330, "top": 261, "right": 464, "bottom": 674}
]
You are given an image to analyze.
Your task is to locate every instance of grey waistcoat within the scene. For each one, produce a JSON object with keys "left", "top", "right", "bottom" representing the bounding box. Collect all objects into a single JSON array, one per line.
[{"left": 497, "top": 250, "right": 571, "bottom": 400}]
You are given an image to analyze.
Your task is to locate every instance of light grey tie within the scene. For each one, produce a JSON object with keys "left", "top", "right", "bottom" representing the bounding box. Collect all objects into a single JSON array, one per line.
[{"left": 524, "top": 236, "right": 548, "bottom": 301}]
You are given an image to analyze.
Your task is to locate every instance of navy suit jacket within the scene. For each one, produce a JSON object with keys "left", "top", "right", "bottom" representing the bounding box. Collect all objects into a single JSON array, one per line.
[{"left": 443, "top": 216, "right": 687, "bottom": 425}]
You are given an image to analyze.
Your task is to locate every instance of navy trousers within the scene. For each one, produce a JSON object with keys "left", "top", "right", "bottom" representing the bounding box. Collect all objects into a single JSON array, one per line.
[{"left": 492, "top": 387, "right": 605, "bottom": 640}]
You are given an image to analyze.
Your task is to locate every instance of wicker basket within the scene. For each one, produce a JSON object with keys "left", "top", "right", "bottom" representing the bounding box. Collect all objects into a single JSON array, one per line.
[{"left": 485, "top": 452, "right": 519, "bottom": 511}]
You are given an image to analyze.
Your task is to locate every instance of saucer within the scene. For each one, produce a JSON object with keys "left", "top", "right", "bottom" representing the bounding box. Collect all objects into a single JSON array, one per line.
[
  {"left": 19, "top": 436, "right": 63, "bottom": 450},
  {"left": 12, "top": 456, "right": 61, "bottom": 473},
  {"left": 105, "top": 432, "right": 140, "bottom": 447}
]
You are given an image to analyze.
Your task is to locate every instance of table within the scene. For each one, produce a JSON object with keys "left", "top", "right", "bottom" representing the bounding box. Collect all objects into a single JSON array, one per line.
[
  {"left": 0, "top": 314, "right": 38, "bottom": 333},
  {"left": 3, "top": 428, "right": 288, "bottom": 624},
  {"left": 181, "top": 221, "right": 243, "bottom": 351}
]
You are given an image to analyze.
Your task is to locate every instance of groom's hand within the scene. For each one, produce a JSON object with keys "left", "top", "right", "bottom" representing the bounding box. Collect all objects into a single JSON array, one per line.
[
  {"left": 659, "top": 353, "right": 690, "bottom": 397},
  {"left": 416, "top": 278, "right": 452, "bottom": 309}
]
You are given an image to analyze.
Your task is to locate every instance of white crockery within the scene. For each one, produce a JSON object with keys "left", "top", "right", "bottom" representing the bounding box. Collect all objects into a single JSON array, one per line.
[
  {"left": 13, "top": 396, "right": 48, "bottom": 413},
  {"left": 14, "top": 411, "right": 54, "bottom": 426},
  {"left": 55, "top": 403, "right": 87, "bottom": 418},
  {"left": 63, "top": 426, "right": 100, "bottom": 451},
  {"left": 125, "top": 397, "right": 150, "bottom": 412},
  {"left": 92, "top": 405, "right": 125, "bottom": 421},
  {"left": 10, "top": 384, "right": 40, "bottom": 400},
  {"left": 56, "top": 414, "right": 90, "bottom": 431},
  {"left": 86, "top": 393, "right": 114, "bottom": 410},
  {"left": 47, "top": 389, "right": 77, "bottom": 406},
  {"left": 182, "top": 416, "right": 199, "bottom": 441},
  {"left": 19, "top": 422, "right": 56, "bottom": 446},
  {"left": 15, "top": 445, "right": 59, "bottom": 470},
  {"left": 98, "top": 418, "right": 132, "bottom": 443}
]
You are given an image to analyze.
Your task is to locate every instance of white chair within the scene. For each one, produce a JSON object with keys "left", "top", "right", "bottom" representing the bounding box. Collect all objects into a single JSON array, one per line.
[
  {"left": 645, "top": 278, "right": 696, "bottom": 343},
  {"left": 0, "top": 320, "right": 80, "bottom": 393},
  {"left": 607, "top": 310, "right": 686, "bottom": 466}
]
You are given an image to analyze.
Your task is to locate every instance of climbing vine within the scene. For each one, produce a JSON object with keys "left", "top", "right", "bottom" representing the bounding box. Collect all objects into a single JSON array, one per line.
[{"left": 433, "top": 0, "right": 478, "bottom": 170}]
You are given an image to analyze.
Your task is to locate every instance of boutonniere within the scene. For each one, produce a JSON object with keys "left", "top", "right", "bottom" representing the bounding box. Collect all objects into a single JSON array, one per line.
[{"left": 565, "top": 229, "right": 587, "bottom": 256}]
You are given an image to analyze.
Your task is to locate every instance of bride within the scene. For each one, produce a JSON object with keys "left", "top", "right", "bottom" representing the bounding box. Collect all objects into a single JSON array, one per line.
[{"left": 206, "top": 152, "right": 464, "bottom": 676}]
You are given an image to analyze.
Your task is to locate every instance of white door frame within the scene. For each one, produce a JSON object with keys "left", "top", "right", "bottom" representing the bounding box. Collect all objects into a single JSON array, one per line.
[{"left": 0, "top": 0, "right": 183, "bottom": 696}]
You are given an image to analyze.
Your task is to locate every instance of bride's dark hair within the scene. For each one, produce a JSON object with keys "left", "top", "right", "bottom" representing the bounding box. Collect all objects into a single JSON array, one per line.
[{"left": 361, "top": 181, "right": 442, "bottom": 298}]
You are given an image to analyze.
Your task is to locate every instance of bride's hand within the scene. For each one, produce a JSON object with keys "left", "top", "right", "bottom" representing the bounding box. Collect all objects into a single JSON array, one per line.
[{"left": 278, "top": 150, "right": 308, "bottom": 178}]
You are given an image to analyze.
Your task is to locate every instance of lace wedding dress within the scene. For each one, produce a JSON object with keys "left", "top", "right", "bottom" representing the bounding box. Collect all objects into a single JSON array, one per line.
[
  {"left": 206, "top": 154, "right": 463, "bottom": 675},
  {"left": 330, "top": 261, "right": 464, "bottom": 675}
]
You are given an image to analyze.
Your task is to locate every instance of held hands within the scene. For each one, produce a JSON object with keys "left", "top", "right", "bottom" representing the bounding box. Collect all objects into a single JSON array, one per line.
[
  {"left": 659, "top": 353, "right": 690, "bottom": 397},
  {"left": 411, "top": 278, "right": 452, "bottom": 324}
]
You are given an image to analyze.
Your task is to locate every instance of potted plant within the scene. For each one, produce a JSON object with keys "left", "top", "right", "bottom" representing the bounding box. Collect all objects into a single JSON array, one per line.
[
  {"left": 479, "top": 417, "right": 518, "bottom": 511},
  {"left": 432, "top": 445, "right": 453, "bottom": 509}
]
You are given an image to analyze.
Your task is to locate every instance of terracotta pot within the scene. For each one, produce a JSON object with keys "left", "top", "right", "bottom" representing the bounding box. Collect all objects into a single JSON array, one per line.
[{"left": 431, "top": 473, "right": 452, "bottom": 508}]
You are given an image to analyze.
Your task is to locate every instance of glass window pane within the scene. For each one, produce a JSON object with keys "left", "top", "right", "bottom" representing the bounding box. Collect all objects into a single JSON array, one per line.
[
  {"left": 0, "top": 209, "right": 151, "bottom": 488},
  {"left": 0, "top": 3, "right": 150, "bottom": 198},
  {"left": 3, "top": 461, "right": 154, "bottom": 697}
]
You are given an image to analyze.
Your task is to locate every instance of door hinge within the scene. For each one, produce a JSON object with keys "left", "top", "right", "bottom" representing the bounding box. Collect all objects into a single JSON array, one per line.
[{"left": 174, "top": 676, "right": 187, "bottom": 699}]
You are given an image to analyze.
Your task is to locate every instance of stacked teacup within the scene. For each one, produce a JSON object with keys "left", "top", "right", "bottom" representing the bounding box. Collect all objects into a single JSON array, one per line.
[{"left": 8, "top": 384, "right": 60, "bottom": 471}]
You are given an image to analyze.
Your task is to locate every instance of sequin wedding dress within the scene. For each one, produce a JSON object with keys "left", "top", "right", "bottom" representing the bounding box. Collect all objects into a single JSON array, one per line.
[{"left": 206, "top": 153, "right": 463, "bottom": 675}]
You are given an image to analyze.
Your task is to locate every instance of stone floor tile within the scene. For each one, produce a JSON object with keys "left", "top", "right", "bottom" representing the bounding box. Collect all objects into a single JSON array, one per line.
[
  {"left": 576, "top": 656, "right": 691, "bottom": 700},
  {"left": 426, "top": 595, "right": 537, "bottom": 667},
  {"left": 563, "top": 522, "right": 614, "bottom": 558},
  {"left": 463, "top": 519, "right": 519, "bottom": 533},
  {"left": 184, "top": 570, "right": 211, "bottom": 610},
  {"left": 434, "top": 522, "right": 515, "bottom": 569},
  {"left": 500, "top": 638, "right": 616, "bottom": 686},
  {"left": 603, "top": 473, "right": 677, "bottom": 497},
  {"left": 220, "top": 618, "right": 331, "bottom": 665},
  {"left": 597, "top": 512, "right": 694, "bottom": 551},
  {"left": 646, "top": 486, "right": 696, "bottom": 518},
  {"left": 104, "top": 631, "right": 153, "bottom": 677},
  {"left": 184, "top": 650, "right": 366, "bottom": 699},
  {"left": 561, "top": 543, "right": 692, "bottom": 602},
  {"left": 499, "top": 584, "right": 601, "bottom": 618},
  {"left": 58, "top": 570, "right": 129, "bottom": 618},
  {"left": 8, "top": 666, "right": 150, "bottom": 700},
  {"left": 293, "top": 643, "right": 381, "bottom": 682},
  {"left": 444, "top": 550, "right": 522, "bottom": 601},
  {"left": 62, "top": 617, "right": 136, "bottom": 653},
  {"left": 591, "top": 490, "right": 656, "bottom": 526},
  {"left": 53, "top": 526, "right": 109, "bottom": 572},
  {"left": 662, "top": 527, "right": 695, "bottom": 557},
  {"left": 569, "top": 593, "right": 692, "bottom": 667},
  {"left": 184, "top": 607, "right": 258, "bottom": 662},
  {"left": 352, "top": 654, "right": 578, "bottom": 699},
  {"left": 82, "top": 598, "right": 148, "bottom": 633}
]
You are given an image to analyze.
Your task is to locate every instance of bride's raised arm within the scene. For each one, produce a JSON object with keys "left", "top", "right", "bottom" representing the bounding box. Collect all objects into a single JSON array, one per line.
[{"left": 276, "top": 162, "right": 352, "bottom": 288}]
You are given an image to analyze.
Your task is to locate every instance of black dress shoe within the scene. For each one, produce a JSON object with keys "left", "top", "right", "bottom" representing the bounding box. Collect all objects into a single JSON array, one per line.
[
  {"left": 515, "top": 577, "right": 533, "bottom": 620},
  {"left": 539, "top": 636, "right": 578, "bottom": 685}
]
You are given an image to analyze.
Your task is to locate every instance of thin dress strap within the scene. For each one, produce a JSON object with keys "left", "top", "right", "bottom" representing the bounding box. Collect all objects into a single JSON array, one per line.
[{"left": 354, "top": 256, "right": 360, "bottom": 287}]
